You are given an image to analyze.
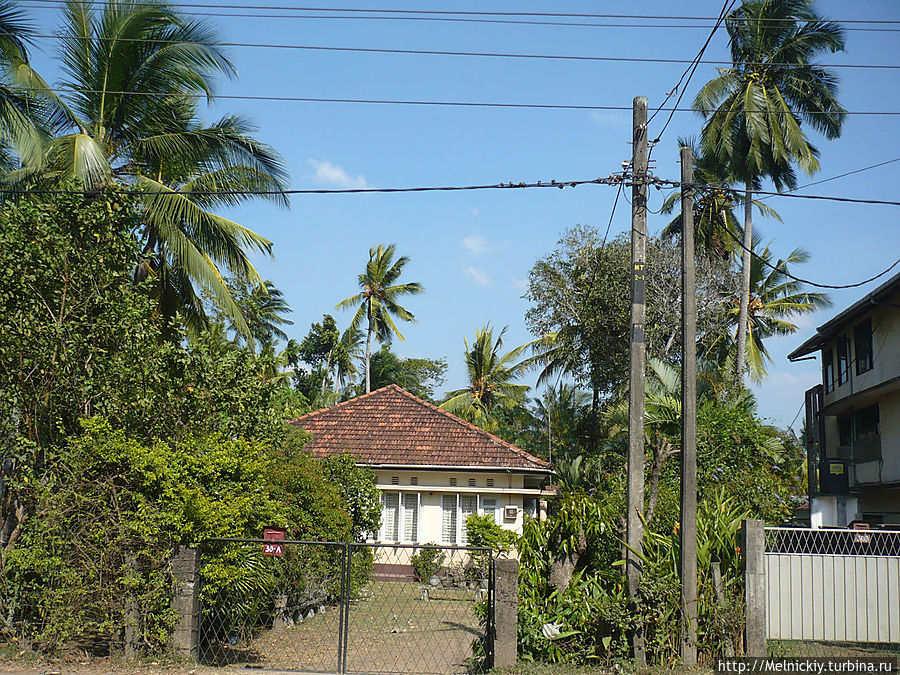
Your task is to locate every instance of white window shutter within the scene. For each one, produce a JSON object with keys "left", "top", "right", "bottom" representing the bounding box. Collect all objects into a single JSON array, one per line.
[
  {"left": 441, "top": 494, "right": 457, "bottom": 544},
  {"left": 383, "top": 492, "right": 399, "bottom": 542},
  {"left": 481, "top": 496, "right": 498, "bottom": 525},
  {"left": 459, "top": 495, "right": 477, "bottom": 544},
  {"left": 403, "top": 492, "right": 418, "bottom": 542}
]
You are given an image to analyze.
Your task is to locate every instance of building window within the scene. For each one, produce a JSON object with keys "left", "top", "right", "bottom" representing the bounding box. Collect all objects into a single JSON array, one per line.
[
  {"left": 836, "top": 337, "right": 850, "bottom": 386},
  {"left": 468, "top": 478, "right": 476, "bottom": 487},
  {"left": 381, "top": 491, "right": 419, "bottom": 542},
  {"left": 410, "top": 476, "right": 418, "bottom": 485},
  {"left": 449, "top": 477, "right": 457, "bottom": 487},
  {"left": 822, "top": 347, "right": 834, "bottom": 394},
  {"left": 853, "top": 404, "right": 881, "bottom": 462},
  {"left": 441, "top": 494, "right": 458, "bottom": 544},
  {"left": 441, "top": 494, "right": 503, "bottom": 545},
  {"left": 486, "top": 478, "right": 494, "bottom": 487},
  {"left": 854, "top": 319, "right": 874, "bottom": 374},
  {"left": 459, "top": 495, "right": 477, "bottom": 544}
]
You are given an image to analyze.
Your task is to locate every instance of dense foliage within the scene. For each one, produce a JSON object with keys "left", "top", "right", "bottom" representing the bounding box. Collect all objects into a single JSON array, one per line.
[{"left": 0, "top": 193, "right": 380, "bottom": 655}]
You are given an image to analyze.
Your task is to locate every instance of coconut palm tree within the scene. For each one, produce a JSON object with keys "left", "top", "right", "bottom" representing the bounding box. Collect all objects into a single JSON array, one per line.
[
  {"left": 27, "top": 0, "right": 289, "bottom": 336},
  {"left": 732, "top": 239, "right": 831, "bottom": 383},
  {"left": 694, "top": 0, "right": 846, "bottom": 385},
  {"left": 440, "top": 325, "right": 538, "bottom": 431},
  {"left": 224, "top": 279, "right": 293, "bottom": 353},
  {"left": 336, "top": 244, "right": 423, "bottom": 393},
  {"left": 660, "top": 138, "right": 780, "bottom": 261},
  {"left": 0, "top": 1, "right": 51, "bottom": 171}
]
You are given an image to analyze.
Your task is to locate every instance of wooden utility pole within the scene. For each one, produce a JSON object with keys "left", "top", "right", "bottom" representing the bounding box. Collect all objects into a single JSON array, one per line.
[
  {"left": 626, "top": 96, "right": 648, "bottom": 666},
  {"left": 679, "top": 145, "right": 698, "bottom": 665}
]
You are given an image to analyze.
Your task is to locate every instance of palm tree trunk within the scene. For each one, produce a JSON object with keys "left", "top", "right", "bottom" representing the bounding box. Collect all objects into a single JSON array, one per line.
[
  {"left": 735, "top": 183, "right": 753, "bottom": 386},
  {"left": 365, "top": 301, "right": 373, "bottom": 393}
]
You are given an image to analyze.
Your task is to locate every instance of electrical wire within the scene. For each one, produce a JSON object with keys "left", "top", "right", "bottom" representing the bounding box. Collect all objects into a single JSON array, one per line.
[
  {"left": 14, "top": 32, "right": 899, "bottom": 70},
  {"left": 0, "top": 176, "right": 620, "bottom": 196},
  {"left": 647, "top": 0, "right": 736, "bottom": 132},
  {"left": 720, "top": 222, "right": 900, "bottom": 289},
  {"left": 758, "top": 158, "right": 900, "bottom": 201},
  {"left": 600, "top": 181, "right": 624, "bottom": 250},
  {"left": 19, "top": 1, "right": 900, "bottom": 25},
  {"left": 17, "top": 87, "right": 900, "bottom": 116},
  {"left": 20, "top": 4, "right": 900, "bottom": 32}
]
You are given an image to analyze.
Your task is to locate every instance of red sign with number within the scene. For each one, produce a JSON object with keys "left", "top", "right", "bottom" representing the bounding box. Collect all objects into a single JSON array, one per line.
[{"left": 263, "top": 527, "right": 286, "bottom": 557}]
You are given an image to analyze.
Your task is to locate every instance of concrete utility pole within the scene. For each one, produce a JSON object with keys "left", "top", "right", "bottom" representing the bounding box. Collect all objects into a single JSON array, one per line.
[
  {"left": 626, "top": 96, "right": 648, "bottom": 666},
  {"left": 679, "top": 145, "right": 698, "bottom": 666}
]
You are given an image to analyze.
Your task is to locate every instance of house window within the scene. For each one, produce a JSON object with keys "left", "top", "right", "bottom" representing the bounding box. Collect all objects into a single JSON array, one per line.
[
  {"left": 410, "top": 476, "right": 418, "bottom": 485},
  {"left": 468, "top": 478, "right": 476, "bottom": 487},
  {"left": 855, "top": 319, "right": 874, "bottom": 374},
  {"left": 822, "top": 347, "right": 834, "bottom": 394},
  {"left": 486, "top": 478, "right": 494, "bottom": 487},
  {"left": 441, "top": 494, "right": 458, "bottom": 544},
  {"left": 441, "top": 494, "right": 503, "bottom": 544},
  {"left": 481, "top": 497, "right": 498, "bottom": 525},
  {"left": 449, "top": 477, "right": 457, "bottom": 487},
  {"left": 459, "top": 495, "right": 477, "bottom": 544},
  {"left": 383, "top": 492, "right": 399, "bottom": 542},
  {"left": 837, "top": 337, "right": 850, "bottom": 386},
  {"left": 381, "top": 492, "right": 419, "bottom": 542},
  {"left": 402, "top": 493, "right": 418, "bottom": 542}
]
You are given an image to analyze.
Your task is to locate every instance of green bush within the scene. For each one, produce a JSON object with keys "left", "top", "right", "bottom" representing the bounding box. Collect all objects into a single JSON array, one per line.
[
  {"left": 411, "top": 545, "right": 446, "bottom": 582},
  {"left": 3, "top": 420, "right": 356, "bottom": 654}
]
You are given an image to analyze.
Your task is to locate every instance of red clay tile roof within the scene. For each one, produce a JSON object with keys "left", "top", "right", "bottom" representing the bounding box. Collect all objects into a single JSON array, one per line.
[{"left": 289, "top": 385, "right": 549, "bottom": 472}]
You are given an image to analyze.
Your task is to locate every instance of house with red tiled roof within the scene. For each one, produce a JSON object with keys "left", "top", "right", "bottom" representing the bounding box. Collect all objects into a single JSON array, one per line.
[{"left": 290, "top": 385, "right": 553, "bottom": 546}]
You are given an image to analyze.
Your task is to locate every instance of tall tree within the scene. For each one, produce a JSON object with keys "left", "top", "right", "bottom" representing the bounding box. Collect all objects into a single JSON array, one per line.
[
  {"left": 723, "top": 239, "right": 831, "bottom": 383},
  {"left": 336, "top": 244, "right": 423, "bottom": 393},
  {"left": 440, "top": 325, "right": 537, "bottom": 431},
  {"left": 695, "top": 0, "right": 846, "bottom": 385},
  {"left": 28, "top": 0, "right": 289, "bottom": 336},
  {"left": 660, "top": 138, "right": 780, "bottom": 261},
  {"left": 366, "top": 346, "right": 447, "bottom": 402},
  {"left": 219, "top": 279, "right": 293, "bottom": 353}
]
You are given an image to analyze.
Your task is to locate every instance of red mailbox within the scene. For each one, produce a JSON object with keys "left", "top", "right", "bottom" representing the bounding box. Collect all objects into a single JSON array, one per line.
[{"left": 263, "top": 526, "right": 286, "bottom": 557}]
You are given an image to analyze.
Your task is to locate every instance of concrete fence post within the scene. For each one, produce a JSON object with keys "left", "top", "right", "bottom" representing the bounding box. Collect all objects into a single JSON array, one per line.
[
  {"left": 494, "top": 558, "right": 519, "bottom": 669},
  {"left": 742, "top": 519, "right": 766, "bottom": 657},
  {"left": 170, "top": 545, "right": 201, "bottom": 661}
]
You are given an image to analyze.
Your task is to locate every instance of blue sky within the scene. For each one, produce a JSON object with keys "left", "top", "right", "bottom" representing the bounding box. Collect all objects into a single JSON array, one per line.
[{"left": 27, "top": 0, "right": 900, "bottom": 429}]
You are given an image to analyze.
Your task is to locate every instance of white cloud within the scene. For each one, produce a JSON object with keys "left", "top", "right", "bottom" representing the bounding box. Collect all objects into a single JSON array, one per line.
[
  {"left": 306, "top": 159, "right": 369, "bottom": 189},
  {"left": 463, "top": 265, "right": 491, "bottom": 286},
  {"left": 468, "top": 208, "right": 480, "bottom": 216},
  {"left": 462, "top": 235, "right": 488, "bottom": 255},
  {"left": 589, "top": 111, "right": 628, "bottom": 127}
]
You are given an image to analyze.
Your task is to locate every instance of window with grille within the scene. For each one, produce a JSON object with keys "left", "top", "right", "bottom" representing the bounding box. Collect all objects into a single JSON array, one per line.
[
  {"left": 481, "top": 496, "right": 498, "bottom": 525},
  {"left": 459, "top": 495, "right": 477, "bottom": 544},
  {"left": 449, "top": 477, "right": 457, "bottom": 486},
  {"left": 410, "top": 476, "right": 418, "bottom": 485},
  {"left": 486, "top": 478, "right": 494, "bottom": 487},
  {"left": 383, "top": 492, "right": 400, "bottom": 542},
  {"left": 468, "top": 478, "right": 476, "bottom": 487},
  {"left": 823, "top": 347, "right": 835, "bottom": 394},
  {"left": 441, "top": 494, "right": 458, "bottom": 544},
  {"left": 403, "top": 493, "right": 418, "bottom": 542}
]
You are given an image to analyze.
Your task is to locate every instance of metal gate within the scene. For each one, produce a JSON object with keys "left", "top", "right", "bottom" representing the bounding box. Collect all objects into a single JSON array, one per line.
[
  {"left": 764, "top": 527, "right": 900, "bottom": 654},
  {"left": 197, "top": 539, "right": 494, "bottom": 673}
]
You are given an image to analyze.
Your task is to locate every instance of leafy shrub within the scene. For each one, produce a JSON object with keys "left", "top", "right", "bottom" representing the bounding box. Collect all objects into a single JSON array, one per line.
[
  {"left": 411, "top": 545, "right": 446, "bottom": 582},
  {"left": 515, "top": 489, "right": 749, "bottom": 666},
  {"left": 3, "top": 420, "right": 356, "bottom": 654}
]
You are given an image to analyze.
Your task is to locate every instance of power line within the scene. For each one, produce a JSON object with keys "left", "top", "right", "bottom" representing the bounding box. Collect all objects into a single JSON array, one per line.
[
  {"left": 718, "top": 220, "right": 900, "bottom": 290},
  {"left": 758, "top": 158, "right": 900, "bottom": 201},
  {"left": 0, "top": 176, "right": 622, "bottom": 196},
  {"left": 600, "top": 181, "right": 625, "bottom": 250},
  {"left": 647, "top": 0, "right": 736, "bottom": 142},
  {"left": 20, "top": 0, "right": 900, "bottom": 25},
  {"left": 19, "top": 87, "right": 900, "bottom": 116},
  {"left": 21, "top": 4, "right": 900, "bottom": 32},
  {"left": 19, "top": 32, "right": 898, "bottom": 70}
]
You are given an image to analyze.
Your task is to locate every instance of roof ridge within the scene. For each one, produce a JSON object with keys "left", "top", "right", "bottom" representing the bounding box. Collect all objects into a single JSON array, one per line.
[
  {"left": 288, "top": 384, "right": 399, "bottom": 423},
  {"left": 389, "top": 385, "right": 549, "bottom": 469}
]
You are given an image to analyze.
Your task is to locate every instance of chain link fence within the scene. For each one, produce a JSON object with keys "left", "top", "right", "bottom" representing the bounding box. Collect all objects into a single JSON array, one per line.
[{"left": 197, "top": 539, "right": 493, "bottom": 673}]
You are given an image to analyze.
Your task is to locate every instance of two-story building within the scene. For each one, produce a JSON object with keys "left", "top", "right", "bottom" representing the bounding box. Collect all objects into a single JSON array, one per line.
[{"left": 789, "top": 271, "right": 900, "bottom": 527}]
